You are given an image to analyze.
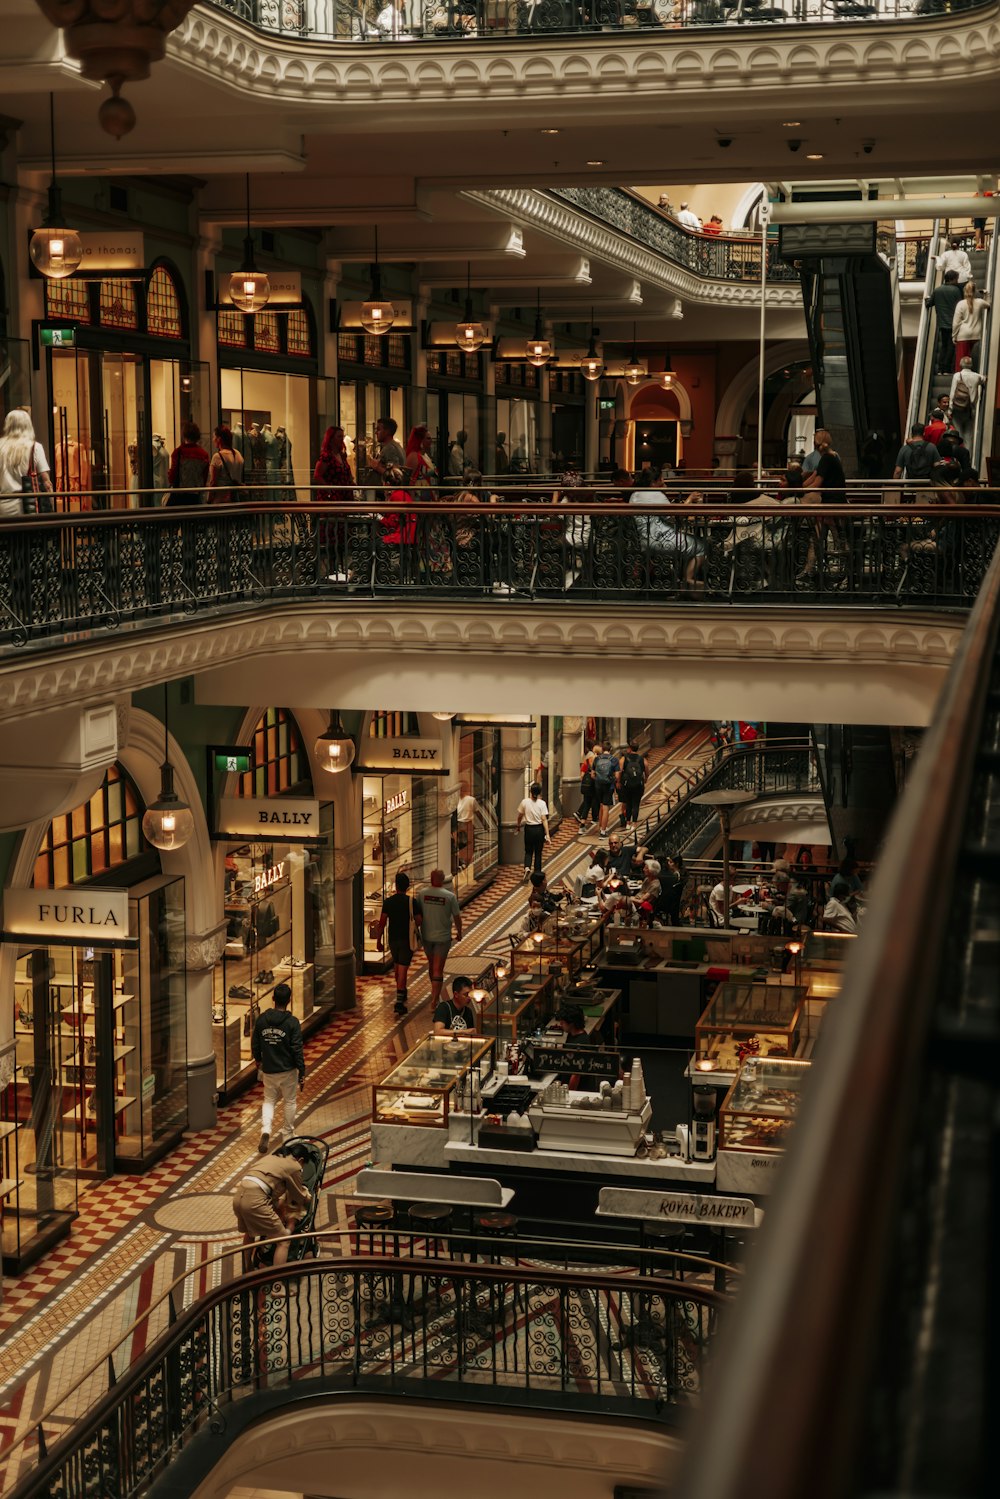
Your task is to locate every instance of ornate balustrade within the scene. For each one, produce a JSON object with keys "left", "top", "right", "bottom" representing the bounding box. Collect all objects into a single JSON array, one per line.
[{"left": 0, "top": 496, "right": 994, "bottom": 649}]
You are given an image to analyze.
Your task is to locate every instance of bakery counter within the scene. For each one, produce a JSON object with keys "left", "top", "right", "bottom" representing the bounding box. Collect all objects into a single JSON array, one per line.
[{"left": 444, "top": 1139, "right": 715, "bottom": 1184}]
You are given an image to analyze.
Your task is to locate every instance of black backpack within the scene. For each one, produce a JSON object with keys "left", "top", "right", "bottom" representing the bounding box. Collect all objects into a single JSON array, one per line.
[
  {"left": 594, "top": 752, "right": 616, "bottom": 785},
  {"left": 620, "top": 752, "right": 645, "bottom": 790}
]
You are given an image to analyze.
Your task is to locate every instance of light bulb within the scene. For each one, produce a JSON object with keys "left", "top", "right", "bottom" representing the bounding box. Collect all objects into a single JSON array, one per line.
[
  {"left": 360, "top": 300, "right": 395, "bottom": 334},
  {"left": 142, "top": 764, "right": 194, "bottom": 851},
  {"left": 580, "top": 355, "right": 603, "bottom": 382},
  {"left": 659, "top": 371, "right": 674, "bottom": 389},
  {"left": 29, "top": 225, "right": 83, "bottom": 280},
  {"left": 527, "top": 339, "right": 552, "bottom": 368},
  {"left": 456, "top": 321, "right": 486, "bottom": 353},
  {"left": 315, "top": 717, "right": 356, "bottom": 774},
  {"left": 229, "top": 269, "right": 270, "bottom": 314}
]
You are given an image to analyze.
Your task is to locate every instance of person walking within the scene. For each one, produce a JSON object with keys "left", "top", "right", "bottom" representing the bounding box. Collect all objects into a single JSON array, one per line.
[
  {"left": 576, "top": 742, "right": 598, "bottom": 834},
  {"left": 925, "top": 270, "right": 962, "bottom": 374},
  {"left": 952, "top": 280, "right": 990, "bottom": 370},
  {"left": 948, "top": 356, "right": 986, "bottom": 443},
  {"left": 591, "top": 741, "right": 619, "bottom": 838},
  {"left": 617, "top": 738, "right": 648, "bottom": 831},
  {"left": 0, "top": 410, "right": 53, "bottom": 517},
  {"left": 166, "top": 421, "right": 210, "bottom": 505},
  {"left": 207, "top": 425, "right": 245, "bottom": 503},
  {"left": 661, "top": 854, "right": 686, "bottom": 926},
  {"left": 937, "top": 237, "right": 972, "bottom": 287},
  {"left": 414, "top": 868, "right": 462, "bottom": 1008},
  {"left": 373, "top": 870, "right": 420, "bottom": 1014},
  {"left": 251, "top": 983, "right": 305, "bottom": 1154},
  {"left": 516, "top": 781, "right": 551, "bottom": 878}
]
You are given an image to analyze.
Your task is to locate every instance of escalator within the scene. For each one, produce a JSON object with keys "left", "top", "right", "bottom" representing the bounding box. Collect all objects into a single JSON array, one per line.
[
  {"left": 779, "top": 221, "right": 904, "bottom": 476},
  {"left": 812, "top": 723, "right": 899, "bottom": 862}
]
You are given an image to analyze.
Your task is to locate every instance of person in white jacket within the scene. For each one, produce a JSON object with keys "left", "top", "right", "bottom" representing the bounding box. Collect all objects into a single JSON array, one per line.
[
  {"left": 952, "top": 281, "right": 989, "bottom": 370},
  {"left": 948, "top": 357, "right": 986, "bottom": 442},
  {"left": 937, "top": 238, "right": 972, "bottom": 286}
]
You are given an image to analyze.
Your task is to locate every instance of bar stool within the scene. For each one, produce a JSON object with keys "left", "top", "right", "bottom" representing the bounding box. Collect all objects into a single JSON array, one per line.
[
  {"left": 407, "top": 1202, "right": 455, "bottom": 1309},
  {"left": 355, "top": 1202, "right": 395, "bottom": 1320},
  {"left": 470, "top": 1211, "right": 521, "bottom": 1347}
]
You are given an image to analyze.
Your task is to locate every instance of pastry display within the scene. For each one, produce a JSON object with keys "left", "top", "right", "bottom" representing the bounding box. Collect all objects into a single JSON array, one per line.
[{"left": 719, "top": 1056, "right": 812, "bottom": 1154}]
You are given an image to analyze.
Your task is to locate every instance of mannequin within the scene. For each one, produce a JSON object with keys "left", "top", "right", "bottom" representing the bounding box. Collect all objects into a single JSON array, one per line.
[
  {"left": 248, "top": 422, "right": 268, "bottom": 492},
  {"left": 261, "top": 421, "right": 281, "bottom": 502},
  {"left": 54, "top": 436, "right": 93, "bottom": 507},
  {"left": 231, "top": 420, "right": 249, "bottom": 466},
  {"left": 151, "top": 434, "right": 169, "bottom": 499}
]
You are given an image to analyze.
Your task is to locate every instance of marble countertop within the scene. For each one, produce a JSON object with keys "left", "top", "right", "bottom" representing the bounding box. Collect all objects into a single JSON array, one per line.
[{"left": 444, "top": 1140, "right": 716, "bottom": 1183}]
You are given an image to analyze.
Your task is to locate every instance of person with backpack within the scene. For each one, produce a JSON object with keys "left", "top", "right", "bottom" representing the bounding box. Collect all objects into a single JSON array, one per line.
[
  {"left": 250, "top": 983, "right": 305, "bottom": 1154},
  {"left": 592, "top": 740, "right": 619, "bottom": 839},
  {"left": 576, "top": 741, "right": 598, "bottom": 833},
  {"left": 892, "top": 423, "right": 940, "bottom": 488},
  {"left": 948, "top": 357, "right": 985, "bottom": 443},
  {"left": 166, "top": 421, "right": 210, "bottom": 506},
  {"left": 617, "top": 738, "right": 648, "bottom": 830}
]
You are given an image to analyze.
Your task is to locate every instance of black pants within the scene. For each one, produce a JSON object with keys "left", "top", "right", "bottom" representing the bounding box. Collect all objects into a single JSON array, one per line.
[
  {"left": 937, "top": 327, "right": 955, "bottom": 374},
  {"left": 619, "top": 785, "right": 643, "bottom": 824},
  {"left": 578, "top": 782, "right": 598, "bottom": 823},
  {"left": 524, "top": 823, "right": 545, "bottom": 873}
]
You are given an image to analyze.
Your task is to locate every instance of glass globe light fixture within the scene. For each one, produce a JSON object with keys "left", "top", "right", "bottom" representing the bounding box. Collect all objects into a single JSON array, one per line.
[
  {"left": 659, "top": 355, "right": 674, "bottom": 390},
  {"left": 624, "top": 322, "right": 644, "bottom": 386},
  {"left": 361, "top": 227, "right": 395, "bottom": 335},
  {"left": 29, "top": 96, "right": 82, "bottom": 280},
  {"left": 456, "top": 318, "right": 486, "bottom": 354},
  {"left": 315, "top": 710, "right": 355, "bottom": 775},
  {"left": 579, "top": 311, "right": 603, "bottom": 382},
  {"left": 142, "top": 764, "right": 195, "bottom": 852},
  {"left": 431, "top": 712, "right": 456, "bottom": 721},
  {"left": 527, "top": 288, "right": 553, "bottom": 367},
  {"left": 229, "top": 175, "right": 270, "bottom": 313}
]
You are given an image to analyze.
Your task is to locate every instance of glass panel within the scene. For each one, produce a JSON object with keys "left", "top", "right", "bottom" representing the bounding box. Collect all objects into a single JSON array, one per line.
[
  {"left": 0, "top": 338, "right": 33, "bottom": 427},
  {"left": 99, "top": 351, "right": 146, "bottom": 509},
  {"left": 45, "top": 279, "right": 91, "bottom": 323},
  {"left": 287, "top": 308, "right": 312, "bottom": 357},
  {"left": 50, "top": 347, "right": 95, "bottom": 512},
  {"left": 99, "top": 279, "right": 139, "bottom": 331},
  {"left": 219, "top": 369, "right": 309, "bottom": 499},
  {"left": 119, "top": 876, "right": 188, "bottom": 1162},
  {"left": 146, "top": 267, "right": 183, "bottom": 340},
  {"left": 148, "top": 360, "right": 211, "bottom": 505},
  {"left": 217, "top": 310, "right": 247, "bottom": 348},
  {"left": 253, "top": 311, "right": 280, "bottom": 354},
  {"left": 454, "top": 727, "right": 499, "bottom": 896}
]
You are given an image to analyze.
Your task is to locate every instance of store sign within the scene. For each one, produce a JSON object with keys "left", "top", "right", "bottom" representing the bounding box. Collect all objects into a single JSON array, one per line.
[
  {"left": 598, "top": 1186, "right": 758, "bottom": 1228},
  {"left": 359, "top": 738, "right": 446, "bottom": 772},
  {"left": 219, "top": 270, "right": 302, "bottom": 308},
  {"left": 77, "top": 231, "right": 145, "bottom": 271},
  {"left": 338, "top": 299, "right": 414, "bottom": 330},
  {"left": 385, "top": 789, "right": 408, "bottom": 814},
  {"left": 217, "top": 796, "right": 320, "bottom": 835},
  {"left": 4, "top": 888, "right": 129, "bottom": 941},
  {"left": 253, "top": 861, "right": 286, "bottom": 896}
]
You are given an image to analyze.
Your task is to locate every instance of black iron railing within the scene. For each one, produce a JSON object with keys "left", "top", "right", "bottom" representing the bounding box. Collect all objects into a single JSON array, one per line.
[
  {"left": 0, "top": 497, "right": 995, "bottom": 649},
  {"left": 3, "top": 1249, "right": 722, "bottom": 1499},
  {"left": 208, "top": 0, "right": 992, "bottom": 45}
]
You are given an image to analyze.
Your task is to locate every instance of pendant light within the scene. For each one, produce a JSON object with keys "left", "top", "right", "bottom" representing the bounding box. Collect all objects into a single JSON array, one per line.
[
  {"left": 228, "top": 174, "right": 270, "bottom": 314},
  {"left": 431, "top": 712, "right": 456, "bottom": 721},
  {"left": 526, "top": 288, "right": 553, "bottom": 368},
  {"left": 659, "top": 354, "right": 674, "bottom": 390},
  {"left": 579, "top": 309, "right": 603, "bottom": 382},
  {"left": 360, "top": 228, "right": 395, "bottom": 336},
  {"left": 142, "top": 684, "right": 194, "bottom": 852},
  {"left": 454, "top": 262, "right": 486, "bottom": 354},
  {"left": 28, "top": 95, "right": 83, "bottom": 281},
  {"left": 624, "top": 322, "right": 644, "bottom": 386},
  {"left": 315, "top": 710, "right": 356, "bottom": 775}
]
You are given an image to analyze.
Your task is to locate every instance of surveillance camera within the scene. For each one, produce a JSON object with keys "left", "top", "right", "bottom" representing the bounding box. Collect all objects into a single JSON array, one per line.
[
  {"left": 863, "top": 141, "right": 875, "bottom": 155},
  {"left": 787, "top": 139, "right": 802, "bottom": 154},
  {"left": 718, "top": 137, "right": 733, "bottom": 149}
]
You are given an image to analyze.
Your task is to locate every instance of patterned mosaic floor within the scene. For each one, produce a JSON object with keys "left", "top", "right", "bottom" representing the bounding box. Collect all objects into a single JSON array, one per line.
[{"left": 0, "top": 728, "right": 712, "bottom": 1487}]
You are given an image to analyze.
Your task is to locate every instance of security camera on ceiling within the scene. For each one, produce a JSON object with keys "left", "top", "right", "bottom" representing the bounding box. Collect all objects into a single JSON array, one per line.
[{"left": 787, "top": 139, "right": 802, "bottom": 153}]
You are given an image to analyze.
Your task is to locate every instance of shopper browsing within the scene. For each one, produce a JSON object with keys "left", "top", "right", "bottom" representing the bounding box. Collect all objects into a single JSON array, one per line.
[{"left": 251, "top": 983, "right": 305, "bottom": 1154}]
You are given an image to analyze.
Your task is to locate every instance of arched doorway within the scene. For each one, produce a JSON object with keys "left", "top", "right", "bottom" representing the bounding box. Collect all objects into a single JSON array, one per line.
[{"left": 625, "top": 383, "right": 685, "bottom": 473}]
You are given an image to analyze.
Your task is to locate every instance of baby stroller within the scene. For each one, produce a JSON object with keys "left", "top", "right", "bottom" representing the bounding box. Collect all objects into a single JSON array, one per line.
[{"left": 251, "top": 1135, "right": 330, "bottom": 1267}]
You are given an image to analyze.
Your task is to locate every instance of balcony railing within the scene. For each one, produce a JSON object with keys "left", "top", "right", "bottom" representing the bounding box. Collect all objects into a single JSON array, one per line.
[
  {"left": 208, "top": 0, "right": 991, "bottom": 45},
  {"left": 0, "top": 495, "right": 995, "bottom": 649}
]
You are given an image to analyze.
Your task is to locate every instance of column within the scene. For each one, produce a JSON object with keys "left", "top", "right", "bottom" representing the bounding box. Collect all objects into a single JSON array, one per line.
[
  {"left": 194, "top": 222, "right": 223, "bottom": 429},
  {"left": 651, "top": 719, "right": 667, "bottom": 750},
  {"left": 185, "top": 921, "right": 228, "bottom": 1128},
  {"left": 538, "top": 359, "right": 552, "bottom": 474},
  {"left": 560, "top": 715, "right": 584, "bottom": 819},
  {"left": 333, "top": 780, "right": 362, "bottom": 1010},
  {"left": 499, "top": 727, "right": 532, "bottom": 866},
  {"left": 413, "top": 286, "right": 429, "bottom": 430},
  {"left": 323, "top": 252, "right": 341, "bottom": 409}
]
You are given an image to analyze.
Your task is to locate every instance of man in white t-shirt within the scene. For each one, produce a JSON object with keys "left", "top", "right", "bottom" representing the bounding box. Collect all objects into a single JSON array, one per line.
[
  {"left": 937, "top": 238, "right": 973, "bottom": 286},
  {"left": 454, "top": 780, "right": 477, "bottom": 871},
  {"left": 676, "top": 203, "right": 702, "bottom": 232}
]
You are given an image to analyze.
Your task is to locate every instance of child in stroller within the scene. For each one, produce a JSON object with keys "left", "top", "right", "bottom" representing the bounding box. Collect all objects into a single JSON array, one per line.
[{"left": 246, "top": 1135, "right": 331, "bottom": 1269}]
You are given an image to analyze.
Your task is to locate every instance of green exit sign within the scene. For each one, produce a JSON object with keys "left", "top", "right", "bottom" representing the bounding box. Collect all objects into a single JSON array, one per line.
[
  {"left": 214, "top": 750, "right": 251, "bottom": 774},
  {"left": 41, "top": 326, "right": 76, "bottom": 348}
]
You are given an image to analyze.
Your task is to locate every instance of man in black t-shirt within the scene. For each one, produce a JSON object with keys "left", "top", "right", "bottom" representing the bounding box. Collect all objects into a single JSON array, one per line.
[
  {"left": 800, "top": 428, "right": 847, "bottom": 580},
  {"left": 433, "top": 975, "right": 482, "bottom": 1035},
  {"left": 553, "top": 1003, "right": 600, "bottom": 1091},
  {"left": 373, "top": 870, "right": 419, "bottom": 1015}
]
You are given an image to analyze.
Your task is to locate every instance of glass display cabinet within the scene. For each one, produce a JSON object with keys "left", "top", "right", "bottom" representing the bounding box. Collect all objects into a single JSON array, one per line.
[
  {"left": 694, "top": 981, "right": 808, "bottom": 1072},
  {"left": 485, "top": 974, "right": 554, "bottom": 1044},
  {"left": 372, "top": 1034, "right": 495, "bottom": 1129},
  {"left": 719, "top": 1057, "right": 812, "bottom": 1153}
]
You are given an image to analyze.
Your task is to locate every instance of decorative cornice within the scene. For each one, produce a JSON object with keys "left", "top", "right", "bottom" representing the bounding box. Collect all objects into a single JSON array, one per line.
[
  {"left": 0, "top": 602, "right": 964, "bottom": 725},
  {"left": 170, "top": 6, "right": 1000, "bottom": 108},
  {"left": 465, "top": 187, "right": 802, "bottom": 306},
  {"left": 334, "top": 837, "right": 365, "bottom": 881},
  {"left": 730, "top": 795, "right": 825, "bottom": 831}
]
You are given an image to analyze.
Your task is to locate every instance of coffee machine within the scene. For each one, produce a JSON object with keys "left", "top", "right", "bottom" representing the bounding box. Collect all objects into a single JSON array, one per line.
[{"left": 691, "top": 1085, "right": 718, "bottom": 1161}]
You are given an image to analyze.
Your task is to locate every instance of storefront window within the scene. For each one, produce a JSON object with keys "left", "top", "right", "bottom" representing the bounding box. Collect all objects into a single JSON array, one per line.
[
  {"left": 362, "top": 773, "right": 438, "bottom": 970},
  {"left": 287, "top": 309, "right": 311, "bottom": 357},
  {"left": 99, "top": 278, "right": 139, "bottom": 332},
  {"left": 453, "top": 727, "right": 499, "bottom": 897},
  {"left": 147, "top": 267, "right": 183, "bottom": 340},
  {"left": 44, "top": 278, "right": 92, "bottom": 323},
  {"left": 34, "top": 765, "right": 143, "bottom": 887},
  {"left": 496, "top": 395, "right": 538, "bottom": 475}
]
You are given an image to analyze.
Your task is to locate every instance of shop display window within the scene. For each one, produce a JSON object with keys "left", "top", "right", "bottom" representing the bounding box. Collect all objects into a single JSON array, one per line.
[
  {"left": 373, "top": 1034, "right": 495, "bottom": 1129},
  {"left": 362, "top": 775, "right": 438, "bottom": 970},
  {"left": 220, "top": 366, "right": 308, "bottom": 501},
  {"left": 118, "top": 875, "right": 188, "bottom": 1167},
  {"left": 719, "top": 1056, "right": 812, "bottom": 1153},
  {"left": 694, "top": 982, "right": 808, "bottom": 1073},
  {"left": 453, "top": 727, "right": 499, "bottom": 897}
]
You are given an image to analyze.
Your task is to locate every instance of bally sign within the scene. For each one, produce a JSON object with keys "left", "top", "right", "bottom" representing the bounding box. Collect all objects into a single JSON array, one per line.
[
  {"left": 219, "top": 270, "right": 303, "bottom": 308},
  {"left": 4, "top": 888, "right": 129, "bottom": 943},
  {"left": 597, "top": 1186, "right": 759, "bottom": 1228},
  {"left": 358, "top": 738, "right": 446, "bottom": 773},
  {"left": 217, "top": 796, "right": 320, "bottom": 837}
]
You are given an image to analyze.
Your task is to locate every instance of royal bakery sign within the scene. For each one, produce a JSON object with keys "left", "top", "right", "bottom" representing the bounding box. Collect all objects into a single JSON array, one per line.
[
  {"left": 4, "top": 888, "right": 130, "bottom": 944},
  {"left": 217, "top": 796, "right": 320, "bottom": 838},
  {"left": 597, "top": 1186, "right": 759, "bottom": 1228}
]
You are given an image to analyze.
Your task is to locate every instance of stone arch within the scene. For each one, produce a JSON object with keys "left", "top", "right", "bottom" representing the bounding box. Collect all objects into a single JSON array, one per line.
[
  {"left": 626, "top": 377, "right": 692, "bottom": 426},
  {"left": 715, "top": 340, "right": 811, "bottom": 439}
]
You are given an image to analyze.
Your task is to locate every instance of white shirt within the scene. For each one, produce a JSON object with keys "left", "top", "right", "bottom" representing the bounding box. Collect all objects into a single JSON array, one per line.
[
  {"left": 949, "top": 368, "right": 985, "bottom": 406},
  {"left": 518, "top": 796, "right": 548, "bottom": 826},
  {"left": 677, "top": 208, "right": 701, "bottom": 231},
  {"left": 456, "top": 794, "right": 476, "bottom": 823},
  {"left": 0, "top": 440, "right": 50, "bottom": 495},
  {"left": 708, "top": 882, "right": 728, "bottom": 920},
  {"left": 937, "top": 247, "right": 972, "bottom": 283}
]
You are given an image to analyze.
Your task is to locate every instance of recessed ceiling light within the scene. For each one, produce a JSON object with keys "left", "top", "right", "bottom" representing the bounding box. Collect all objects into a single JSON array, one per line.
[
  {"left": 806, "top": 152, "right": 824, "bottom": 160},
  {"left": 782, "top": 121, "right": 801, "bottom": 127},
  {"left": 541, "top": 128, "right": 559, "bottom": 135},
  {"left": 587, "top": 160, "right": 605, "bottom": 166}
]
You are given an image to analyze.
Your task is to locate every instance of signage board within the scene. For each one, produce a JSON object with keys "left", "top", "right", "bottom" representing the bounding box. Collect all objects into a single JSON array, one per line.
[
  {"left": 597, "top": 1186, "right": 758, "bottom": 1228},
  {"left": 212, "top": 745, "right": 253, "bottom": 775},
  {"left": 338, "top": 299, "right": 414, "bottom": 331},
  {"left": 219, "top": 270, "right": 302, "bottom": 308},
  {"left": 217, "top": 796, "right": 320, "bottom": 837},
  {"left": 529, "top": 1045, "right": 620, "bottom": 1081},
  {"left": 4, "top": 888, "right": 130, "bottom": 943},
  {"left": 357, "top": 737, "right": 446, "bottom": 774},
  {"left": 76, "top": 230, "right": 146, "bottom": 273},
  {"left": 40, "top": 325, "right": 76, "bottom": 348}
]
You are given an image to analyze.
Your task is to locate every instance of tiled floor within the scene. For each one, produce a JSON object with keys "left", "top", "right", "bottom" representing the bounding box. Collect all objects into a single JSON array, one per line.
[{"left": 0, "top": 728, "right": 712, "bottom": 1488}]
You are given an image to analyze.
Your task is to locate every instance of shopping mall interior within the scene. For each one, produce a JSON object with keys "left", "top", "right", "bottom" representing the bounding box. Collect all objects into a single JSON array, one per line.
[{"left": 0, "top": 4, "right": 997, "bottom": 1498}]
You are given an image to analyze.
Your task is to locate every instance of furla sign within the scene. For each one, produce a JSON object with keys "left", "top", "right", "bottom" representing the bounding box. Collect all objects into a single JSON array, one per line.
[
  {"left": 4, "top": 888, "right": 129, "bottom": 942},
  {"left": 218, "top": 796, "right": 320, "bottom": 837}
]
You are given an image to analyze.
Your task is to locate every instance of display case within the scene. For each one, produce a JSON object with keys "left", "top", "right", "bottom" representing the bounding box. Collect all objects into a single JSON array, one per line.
[
  {"left": 484, "top": 974, "right": 554, "bottom": 1043},
  {"left": 803, "top": 932, "right": 854, "bottom": 1001},
  {"left": 694, "top": 982, "right": 808, "bottom": 1072},
  {"left": 372, "top": 1034, "right": 495, "bottom": 1129},
  {"left": 213, "top": 843, "right": 318, "bottom": 1093},
  {"left": 510, "top": 917, "right": 602, "bottom": 984},
  {"left": 719, "top": 1056, "right": 812, "bottom": 1153},
  {"left": 361, "top": 774, "right": 438, "bottom": 970}
]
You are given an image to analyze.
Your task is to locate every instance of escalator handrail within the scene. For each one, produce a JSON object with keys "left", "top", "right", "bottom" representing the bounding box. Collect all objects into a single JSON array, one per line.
[
  {"left": 904, "top": 218, "right": 942, "bottom": 440},
  {"left": 971, "top": 224, "right": 999, "bottom": 469},
  {"left": 676, "top": 534, "right": 1000, "bottom": 1499}
]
